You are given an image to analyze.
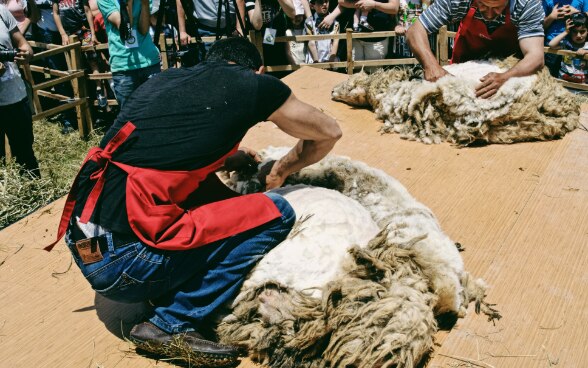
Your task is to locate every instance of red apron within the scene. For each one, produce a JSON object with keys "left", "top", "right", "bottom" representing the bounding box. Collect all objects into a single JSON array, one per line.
[
  {"left": 451, "top": 4, "right": 520, "bottom": 64},
  {"left": 45, "top": 122, "right": 282, "bottom": 251}
]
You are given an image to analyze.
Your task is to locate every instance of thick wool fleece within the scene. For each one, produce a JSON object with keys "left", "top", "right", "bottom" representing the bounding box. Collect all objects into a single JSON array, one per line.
[
  {"left": 215, "top": 148, "right": 498, "bottom": 368},
  {"left": 331, "top": 58, "right": 579, "bottom": 145}
]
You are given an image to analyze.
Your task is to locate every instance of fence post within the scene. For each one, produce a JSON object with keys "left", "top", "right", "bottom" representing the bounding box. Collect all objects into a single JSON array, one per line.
[
  {"left": 21, "top": 62, "right": 42, "bottom": 114},
  {"left": 158, "top": 34, "right": 169, "bottom": 70},
  {"left": 438, "top": 25, "right": 448, "bottom": 66},
  {"left": 69, "top": 35, "right": 92, "bottom": 138},
  {"left": 249, "top": 30, "right": 264, "bottom": 66},
  {"left": 346, "top": 28, "right": 354, "bottom": 75}
]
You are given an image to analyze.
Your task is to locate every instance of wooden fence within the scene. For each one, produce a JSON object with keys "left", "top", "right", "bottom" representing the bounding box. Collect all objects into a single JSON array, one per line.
[{"left": 14, "top": 26, "right": 588, "bottom": 139}]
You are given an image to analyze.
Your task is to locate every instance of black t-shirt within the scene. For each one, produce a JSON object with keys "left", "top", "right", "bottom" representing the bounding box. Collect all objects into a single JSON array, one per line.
[
  {"left": 73, "top": 61, "right": 291, "bottom": 234},
  {"left": 55, "top": 0, "right": 88, "bottom": 34}
]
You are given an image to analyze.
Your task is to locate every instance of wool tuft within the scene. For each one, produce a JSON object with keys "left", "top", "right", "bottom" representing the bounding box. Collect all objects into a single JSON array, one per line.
[
  {"left": 214, "top": 148, "right": 499, "bottom": 367},
  {"left": 331, "top": 58, "right": 579, "bottom": 145}
]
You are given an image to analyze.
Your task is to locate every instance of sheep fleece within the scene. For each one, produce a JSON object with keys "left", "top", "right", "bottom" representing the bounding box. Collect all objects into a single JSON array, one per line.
[
  {"left": 216, "top": 148, "right": 493, "bottom": 368},
  {"left": 331, "top": 59, "right": 579, "bottom": 145}
]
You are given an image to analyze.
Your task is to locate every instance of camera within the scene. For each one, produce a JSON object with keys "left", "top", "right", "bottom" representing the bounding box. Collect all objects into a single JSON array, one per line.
[
  {"left": 565, "top": 12, "right": 587, "bottom": 27},
  {"left": 0, "top": 49, "right": 18, "bottom": 62}
]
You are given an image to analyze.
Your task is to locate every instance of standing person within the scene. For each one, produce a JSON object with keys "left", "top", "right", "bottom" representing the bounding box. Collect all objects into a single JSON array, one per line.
[
  {"left": 305, "top": 0, "right": 340, "bottom": 63},
  {"left": 176, "top": 0, "right": 241, "bottom": 65},
  {"left": 543, "top": 0, "right": 583, "bottom": 75},
  {"left": 98, "top": 0, "right": 160, "bottom": 108},
  {"left": 32, "top": 0, "right": 77, "bottom": 133},
  {"left": 285, "top": 4, "right": 307, "bottom": 65},
  {"left": 406, "top": 0, "right": 545, "bottom": 98},
  {"left": 0, "top": 5, "right": 40, "bottom": 177},
  {"left": 245, "top": 0, "right": 295, "bottom": 67},
  {"left": 47, "top": 37, "right": 342, "bottom": 366},
  {"left": 0, "top": 0, "right": 39, "bottom": 34},
  {"left": 339, "top": 0, "right": 398, "bottom": 67},
  {"left": 548, "top": 13, "right": 588, "bottom": 83}
]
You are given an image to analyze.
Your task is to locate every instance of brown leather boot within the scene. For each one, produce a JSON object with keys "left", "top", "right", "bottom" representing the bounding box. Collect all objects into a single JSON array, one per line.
[{"left": 130, "top": 321, "right": 241, "bottom": 366}]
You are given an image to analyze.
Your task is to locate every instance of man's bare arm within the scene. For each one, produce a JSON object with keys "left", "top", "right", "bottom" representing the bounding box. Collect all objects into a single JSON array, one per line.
[
  {"left": 264, "top": 94, "right": 343, "bottom": 189},
  {"left": 406, "top": 19, "right": 448, "bottom": 81},
  {"left": 476, "top": 36, "right": 544, "bottom": 98}
]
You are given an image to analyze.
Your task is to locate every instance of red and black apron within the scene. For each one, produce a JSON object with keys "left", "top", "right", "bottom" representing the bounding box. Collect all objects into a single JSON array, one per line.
[
  {"left": 451, "top": 3, "right": 520, "bottom": 64},
  {"left": 46, "top": 122, "right": 282, "bottom": 251}
]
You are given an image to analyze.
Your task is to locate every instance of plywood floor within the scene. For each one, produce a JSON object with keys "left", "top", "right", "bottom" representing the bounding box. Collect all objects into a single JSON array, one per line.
[{"left": 0, "top": 67, "right": 586, "bottom": 368}]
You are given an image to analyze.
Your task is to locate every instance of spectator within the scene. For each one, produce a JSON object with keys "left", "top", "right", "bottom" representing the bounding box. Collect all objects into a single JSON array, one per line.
[
  {"left": 0, "top": 4, "right": 40, "bottom": 177},
  {"left": 285, "top": 0, "right": 307, "bottom": 65},
  {"left": 88, "top": 0, "right": 106, "bottom": 42},
  {"left": 354, "top": 3, "right": 373, "bottom": 31},
  {"left": 245, "top": 0, "right": 296, "bottom": 67},
  {"left": 543, "top": 0, "right": 583, "bottom": 75},
  {"left": 87, "top": 0, "right": 112, "bottom": 111},
  {"left": 305, "top": 0, "right": 340, "bottom": 63},
  {"left": 52, "top": 0, "right": 95, "bottom": 45},
  {"left": 176, "top": 0, "right": 242, "bottom": 65},
  {"left": 32, "top": 0, "right": 77, "bottom": 133},
  {"left": 548, "top": 13, "right": 588, "bottom": 83},
  {"left": 98, "top": 0, "right": 161, "bottom": 108},
  {"left": 392, "top": 0, "right": 428, "bottom": 57},
  {"left": 339, "top": 0, "right": 398, "bottom": 68},
  {"left": 0, "top": 0, "right": 39, "bottom": 35}
]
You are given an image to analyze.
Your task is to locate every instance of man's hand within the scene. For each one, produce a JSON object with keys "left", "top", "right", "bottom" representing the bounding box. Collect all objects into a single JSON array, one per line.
[
  {"left": 476, "top": 72, "right": 507, "bottom": 99},
  {"left": 424, "top": 64, "right": 449, "bottom": 82},
  {"left": 0, "top": 62, "right": 6, "bottom": 77},
  {"left": 60, "top": 33, "right": 69, "bottom": 45},
  {"left": 257, "top": 160, "right": 286, "bottom": 190},
  {"left": 15, "top": 48, "right": 32, "bottom": 64},
  {"left": 548, "top": 3, "right": 564, "bottom": 20},
  {"left": 319, "top": 12, "right": 336, "bottom": 29},
  {"left": 224, "top": 147, "right": 261, "bottom": 174},
  {"left": 565, "top": 17, "right": 574, "bottom": 32},
  {"left": 179, "top": 31, "right": 191, "bottom": 46},
  {"left": 394, "top": 24, "right": 406, "bottom": 35}
]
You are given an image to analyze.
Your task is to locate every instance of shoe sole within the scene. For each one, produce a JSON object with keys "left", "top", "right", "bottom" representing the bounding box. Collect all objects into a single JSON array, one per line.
[{"left": 130, "top": 336, "right": 239, "bottom": 367}]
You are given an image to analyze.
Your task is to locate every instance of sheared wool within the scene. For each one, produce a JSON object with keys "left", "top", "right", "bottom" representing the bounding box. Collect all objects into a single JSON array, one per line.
[
  {"left": 215, "top": 148, "right": 498, "bottom": 368},
  {"left": 331, "top": 58, "right": 579, "bottom": 145}
]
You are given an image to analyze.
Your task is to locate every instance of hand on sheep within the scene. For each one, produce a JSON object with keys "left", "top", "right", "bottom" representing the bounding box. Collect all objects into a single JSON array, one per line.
[
  {"left": 224, "top": 148, "right": 261, "bottom": 175},
  {"left": 257, "top": 160, "right": 287, "bottom": 190},
  {"left": 476, "top": 72, "right": 507, "bottom": 99},
  {"left": 424, "top": 64, "right": 449, "bottom": 82}
]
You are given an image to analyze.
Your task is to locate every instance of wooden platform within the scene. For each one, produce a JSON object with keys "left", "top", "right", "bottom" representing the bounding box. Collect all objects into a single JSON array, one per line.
[{"left": 1, "top": 67, "right": 587, "bottom": 368}]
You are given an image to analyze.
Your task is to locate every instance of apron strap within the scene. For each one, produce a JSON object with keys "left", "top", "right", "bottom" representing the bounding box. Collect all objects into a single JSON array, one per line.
[{"left": 44, "top": 122, "right": 136, "bottom": 251}]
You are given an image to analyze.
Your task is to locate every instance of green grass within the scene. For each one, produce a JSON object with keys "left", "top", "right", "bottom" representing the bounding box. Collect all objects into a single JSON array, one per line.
[{"left": 0, "top": 120, "right": 102, "bottom": 229}]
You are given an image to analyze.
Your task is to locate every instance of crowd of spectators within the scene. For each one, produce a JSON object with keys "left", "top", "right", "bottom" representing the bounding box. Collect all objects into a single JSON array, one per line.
[{"left": 3, "top": 0, "right": 588, "bottom": 180}]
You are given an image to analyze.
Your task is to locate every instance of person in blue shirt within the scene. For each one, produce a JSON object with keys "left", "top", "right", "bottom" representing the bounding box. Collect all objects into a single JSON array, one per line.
[
  {"left": 543, "top": 0, "right": 585, "bottom": 75},
  {"left": 98, "top": 0, "right": 160, "bottom": 108}
]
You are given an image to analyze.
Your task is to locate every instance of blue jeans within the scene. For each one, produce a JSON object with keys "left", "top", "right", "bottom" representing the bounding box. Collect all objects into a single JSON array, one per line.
[
  {"left": 66, "top": 192, "right": 295, "bottom": 334},
  {"left": 111, "top": 63, "right": 161, "bottom": 108}
]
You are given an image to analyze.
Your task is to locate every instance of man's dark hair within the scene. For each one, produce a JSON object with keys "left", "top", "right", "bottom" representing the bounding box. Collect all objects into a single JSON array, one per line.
[{"left": 205, "top": 37, "right": 263, "bottom": 70}]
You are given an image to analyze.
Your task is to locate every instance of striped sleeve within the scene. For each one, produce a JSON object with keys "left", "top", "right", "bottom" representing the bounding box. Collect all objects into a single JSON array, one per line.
[
  {"left": 419, "top": 0, "right": 469, "bottom": 34},
  {"left": 245, "top": 0, "right": 255, "bottom": 11},
  {"left": 513, "top": 0, "right": 545, "bottom": 39}
]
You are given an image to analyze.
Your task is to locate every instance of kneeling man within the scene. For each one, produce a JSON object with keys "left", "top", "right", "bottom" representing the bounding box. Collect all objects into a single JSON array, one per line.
[{"left": 47, "top": 37, "right": 342, "bottom": 365}]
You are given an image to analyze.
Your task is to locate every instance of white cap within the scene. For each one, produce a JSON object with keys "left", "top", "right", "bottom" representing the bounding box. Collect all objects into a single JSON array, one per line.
[{"left": 293, "top": 0, "right": 305, "bottom": 15}]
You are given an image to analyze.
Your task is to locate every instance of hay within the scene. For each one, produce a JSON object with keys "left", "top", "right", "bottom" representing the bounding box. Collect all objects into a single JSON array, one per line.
[{"left": 0, "top": 120, "right": 101, "bottom": 229}]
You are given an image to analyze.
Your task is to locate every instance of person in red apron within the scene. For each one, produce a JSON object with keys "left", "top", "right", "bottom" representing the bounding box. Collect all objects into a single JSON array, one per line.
[
  {"left": 406, "top": 0, "right": 545, "bottom": 98},
  {"left": 46, "top": 37, "right": 342, "bottom": 366}
]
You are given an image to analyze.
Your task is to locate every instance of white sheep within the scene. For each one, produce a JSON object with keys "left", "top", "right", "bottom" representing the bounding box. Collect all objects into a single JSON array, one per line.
[
  {"left": 216, "top": 148, "right": 497, "bottom": 368},
  {"left": 331, "top": 58, "right": 580, "bottom": 145}
]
